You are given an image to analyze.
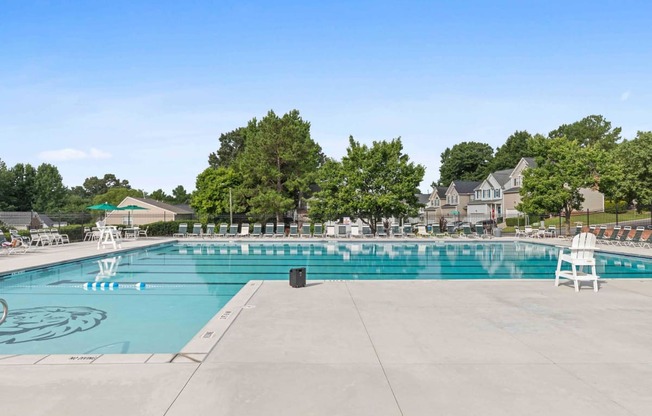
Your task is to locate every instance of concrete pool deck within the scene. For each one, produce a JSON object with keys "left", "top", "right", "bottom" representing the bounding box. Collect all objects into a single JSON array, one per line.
[{"left": 1, "top": 238, "right": 652, "bottom": 415}]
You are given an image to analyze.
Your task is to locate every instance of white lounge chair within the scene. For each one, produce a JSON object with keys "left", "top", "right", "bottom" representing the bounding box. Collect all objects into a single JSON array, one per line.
[
  {"left": 555, "top": 232, "right": 599, "bottom": 292},
  {"left": 239, "top": 223, "right": 250, "bottom": 238}
]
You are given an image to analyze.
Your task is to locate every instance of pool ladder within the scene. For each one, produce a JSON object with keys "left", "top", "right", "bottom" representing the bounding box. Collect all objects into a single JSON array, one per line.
[{"left": 0, "top": 298, "right": 7, "bottom": 324}]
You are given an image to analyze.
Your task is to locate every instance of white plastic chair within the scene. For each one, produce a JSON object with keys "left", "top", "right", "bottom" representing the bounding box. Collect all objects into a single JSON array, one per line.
[{"left": 555, "top": 233, "right": 599, "bottom": 292}]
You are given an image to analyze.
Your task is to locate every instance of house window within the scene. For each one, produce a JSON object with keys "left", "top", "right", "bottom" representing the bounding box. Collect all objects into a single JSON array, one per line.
[
  {"left": 434, "top": 199, "right": 440, "bottom": 207},
  {"left": 514, "top": 176, "right": 522, "bottom": 187},
  {"left": 494, "top": 189, "right": 501, "bottom": 198},
  {"left": 476, "top": 190, "right": 481, "bottom": 199}
]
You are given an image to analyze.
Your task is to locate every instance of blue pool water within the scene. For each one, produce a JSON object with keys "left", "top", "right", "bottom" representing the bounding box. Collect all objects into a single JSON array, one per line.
[{"left": 1, "top": 241, "right": 650, "bottom": 355}]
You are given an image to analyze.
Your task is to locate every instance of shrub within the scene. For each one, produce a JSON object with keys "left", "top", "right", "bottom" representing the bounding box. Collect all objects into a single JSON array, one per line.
[
  {"left": 505, "top": 216, "right": 530, "bottom": 226},
  {"left": 146, "top": 220, "right": 197, "bottom": 237},
  {"left": 604, "top": 200, "right": 628, "bottom": 214},
  {"left": 59, "top": 225, "right": 84, "bottom": 242}
]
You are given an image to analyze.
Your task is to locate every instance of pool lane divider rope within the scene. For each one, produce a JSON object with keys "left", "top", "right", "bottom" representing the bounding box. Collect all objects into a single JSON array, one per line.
[{"left": 83, "top": 282, "right": 146, "bottom": 290}]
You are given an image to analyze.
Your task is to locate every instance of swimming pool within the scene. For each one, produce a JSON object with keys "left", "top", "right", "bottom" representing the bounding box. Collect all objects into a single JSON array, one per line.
[{"left": 1, "top": 241, "right": 651, "bottom": 355}]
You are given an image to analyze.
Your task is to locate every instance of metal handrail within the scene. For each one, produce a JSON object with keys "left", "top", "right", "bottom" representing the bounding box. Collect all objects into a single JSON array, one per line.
[{"left": 0, "top": 298, "right": 7, "bottom": 325}]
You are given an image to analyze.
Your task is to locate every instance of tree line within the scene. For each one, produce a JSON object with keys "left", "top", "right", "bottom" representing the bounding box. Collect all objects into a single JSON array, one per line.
[
  {"left": 3, "top": 110, "right": 651, "bottom": 232},
  {"left": 436, "top": 115, "right": 652, "bottom": 228},
  {"left": 0, "top": 166, "right": 191, "bottom": 214}
]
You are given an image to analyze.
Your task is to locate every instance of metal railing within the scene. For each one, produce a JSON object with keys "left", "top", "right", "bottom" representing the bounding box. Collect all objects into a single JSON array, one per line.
[{"left": 0, "top": 298, "right": 7, "bottom": 325}]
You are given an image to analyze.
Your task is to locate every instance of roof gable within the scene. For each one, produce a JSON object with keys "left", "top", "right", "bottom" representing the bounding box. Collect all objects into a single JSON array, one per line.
[
  {"left": 451, "top": 180, "right": 482, "bottom": 195},
  {"left": 123, "top": 197, "right": 194, "bottom": 214},
  {"left": 509, "top": 157, "right": 536, "bottom": 179},
  {"left": 490, "top": 169, "right": 513, "bottom": 187}
]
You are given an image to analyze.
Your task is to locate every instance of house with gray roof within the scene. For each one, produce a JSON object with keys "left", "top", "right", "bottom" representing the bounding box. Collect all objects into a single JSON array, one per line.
[
  {"left": 467, "top": 169, "right": 512, "bottom": 223},
  {"left": 442, "top": 180, "right": 482, "bottom": 222},
  {"left": 104, "top": 197, "right": 195, "bottom": 226},
  {"left": 0, "top": 212, "right": 51, "bottom": 230},
  {"left": 425, "top": 186, "right": 448, "bottom": 224}
]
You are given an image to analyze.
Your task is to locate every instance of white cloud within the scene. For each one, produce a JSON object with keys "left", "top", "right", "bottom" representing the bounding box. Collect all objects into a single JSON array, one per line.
[
  {"left": 621, "top": 91, "right": 631, "bottom": 101},
  {"left": 38, "top": 148, "right": 112, "bottom": 162},
  {"left": 89, "top": 148, "right": 112, "bottom": 159}
]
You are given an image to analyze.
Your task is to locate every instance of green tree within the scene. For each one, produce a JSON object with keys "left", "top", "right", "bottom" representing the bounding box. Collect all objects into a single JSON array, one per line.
[
  {"left": 438, "top": 141, "right": 494, "bottom": 186},
  {"left": 9, "top": 163, "right": 37, "bottom": 211},
  {"left": 61, "top": 193, "right": 92, "bottom": 213},
  {"left": 548, "top": 114, "right": 621, "bottom": 150},
  {"left": 615, "top": 131, "right": 652, "bottom": 210},
  {"left": 488, "top": 130, "right": 534, "bottom": 171},
  {"left": 308, "top": 158, "right": 348, "bottom": 222},
  {"left": 149, "top": 189, "right": 172, "bottom": 203},
  {"left": 238, "top": 109, "right": 323, "bottom": 222},
  {"left": 311, "top": 137, "right": 425, "bottom": 234},
  {"left": 191, "top": 167, "right": 244, "bottom": 217},
  {"left": 83, "top": 174, "right": 130, "bottom": 196},
  {"left": 517, "top": 137, "right": 595, "bottom": 232},
  {"left": 208, "top": 127, "right": 248, "bottom": 168},
  {"left": 32, "top": 163, "right": 67, "bottom": 212},
  {"left": 0, "top": 159, "right": 13, "bottom": 210},
  {"left": 171, "top": 185, "right": 190, "bottom": 204},
  {"left": 92, "top": 187, "right": 142, "bottom": 207}
]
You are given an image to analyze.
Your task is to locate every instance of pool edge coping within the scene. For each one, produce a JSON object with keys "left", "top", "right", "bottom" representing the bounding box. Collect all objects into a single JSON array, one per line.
[{"left": 0, "top": 280, "right": 264, "bottom": 366}]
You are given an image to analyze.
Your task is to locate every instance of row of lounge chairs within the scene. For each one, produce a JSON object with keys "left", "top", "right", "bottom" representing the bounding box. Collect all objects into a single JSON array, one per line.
[
  {"left": 173, "top": 223, "right": 492, "bottom": 239},
  {"left": 29, "top": 228, "right": 70, "bottom": 246},
  {"left": 2, "top": 228, "right": 73, "bottom": 255},
  {"left": 174, "top": 223, "right": 324, "bottom": 238},
  {"left": 591, "top": 225, "right": 652, "bottom": 248}
]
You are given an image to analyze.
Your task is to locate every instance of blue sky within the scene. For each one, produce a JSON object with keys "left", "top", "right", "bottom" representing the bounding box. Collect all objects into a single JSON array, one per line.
[{"left": 1, "top": 1, "right": 651, "bottom": 194}]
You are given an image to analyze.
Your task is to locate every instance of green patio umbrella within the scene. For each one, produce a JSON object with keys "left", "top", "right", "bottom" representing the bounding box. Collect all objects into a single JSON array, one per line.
[
  {"left": 87, "top": 202, "right": 119, "bottom": 222},
  {"left": 87, "top": 202, "right": 119, "bottom": 211},
  {"left": 117, "top": 205, "right": 148, "bottom": 226}
]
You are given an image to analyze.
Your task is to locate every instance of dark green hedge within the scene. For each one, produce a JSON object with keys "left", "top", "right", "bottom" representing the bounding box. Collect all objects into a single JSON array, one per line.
[
  {"left": 604, "top": 200, "right": 628, "bottom": 214},
  {"left": 59, "top": 225, "right": 84, "bottom": 242},
  {"left": 505, "top": 216, "right": 530, "bottom": 226}
]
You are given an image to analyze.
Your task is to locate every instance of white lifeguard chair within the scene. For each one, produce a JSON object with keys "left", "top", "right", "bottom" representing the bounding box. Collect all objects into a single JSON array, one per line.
[
  {"left": 96, "top": 221, "right": 122, "bottom": 250},
  {"left": 555, "top": 233, "right": 599, "bottom": 292}
]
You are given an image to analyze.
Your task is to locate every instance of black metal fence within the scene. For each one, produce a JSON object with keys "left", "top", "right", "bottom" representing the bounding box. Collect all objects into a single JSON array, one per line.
[{"left": 512, "top": 209, "right": 652, "bottom": 230}]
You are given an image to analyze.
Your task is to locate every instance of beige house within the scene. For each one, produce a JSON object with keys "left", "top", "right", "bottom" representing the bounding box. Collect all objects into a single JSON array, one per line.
[
  {"left": 425, "top": 186, "right": 448, "bottom": 223},
  {"left": 503, "top": 157, "right": 604, "bottom": 219},
  {"left": 441, "top": 180, "right": 481, "bottom": 222},
  {"left": 503, "top": 157, "right": 536, "bottom": 218},
  {"left": 467, "top": 169, "right": 512, "bottom": 223},
  {"left": 104, "top": 197, "right": 194, "bottom": 226}
]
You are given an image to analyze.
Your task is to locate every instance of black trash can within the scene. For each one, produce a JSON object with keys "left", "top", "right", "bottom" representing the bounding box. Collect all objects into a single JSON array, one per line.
[{"left": 289, "top": 267, "right": 306, "bottom": 288}]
